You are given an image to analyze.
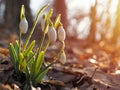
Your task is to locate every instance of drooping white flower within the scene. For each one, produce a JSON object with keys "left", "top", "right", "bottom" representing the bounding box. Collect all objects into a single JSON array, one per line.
[
  {"left": 19, "top": 17, "right": 28, "bottom": 34},
  {"left": 31, "top": 86, "right": 36, "bottom": 90},
  {"left": 59, "top": 52, "right": 66, "bottom": 64},
  {"left": 48, "top": 25, "right": 57, "bottom": 43},
  {"left": 57, "top": 26, "right": 66, "bottom": 42},
  {"left": 40, "top": 14, "right": 49, "bottom": 34}
]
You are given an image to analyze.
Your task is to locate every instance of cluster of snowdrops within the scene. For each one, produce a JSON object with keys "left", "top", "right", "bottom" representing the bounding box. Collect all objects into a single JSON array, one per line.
[{"left": 9, "top": 4, "right": 66, "bottom": 89}]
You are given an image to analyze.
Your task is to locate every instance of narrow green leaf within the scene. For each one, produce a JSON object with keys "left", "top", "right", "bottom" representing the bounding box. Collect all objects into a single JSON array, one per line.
[
  {"left": 22, "top": 60, "right": 27, "bottom": 72},
  {"left": 27, "top": 51, "right": 35, "bottom": 74},
  {"left": 9, "top": 43, "right": 18, "bottom": 72},
  {"left": 19, "top": 53, "right": 26, "bottom": 72},
  {"left": 35, "top": 68, "right": 48, "bottom": 83},
  {"left": 14, "top": 40, "right": 19, "bottom": 56},
  {"left": 54, "top": 14, "right": 61, "bottom": 28},
  {"left": 28, "top": 51, "right": 35, "bottom": 64},
  {"left": 34, "top": 51, "right": 44, "bottom": 74},
  {"left": 23, "top": 40, "right": 35, "bottom": 57},
  {"left": 25, "top": 66, "right": 30, "bottom": 85},
  {"left": 19, "top": 53, "right": 24, "bottom": 62},
  {"left": 33, "top": 61, "right": 55, "bottom": 82}
]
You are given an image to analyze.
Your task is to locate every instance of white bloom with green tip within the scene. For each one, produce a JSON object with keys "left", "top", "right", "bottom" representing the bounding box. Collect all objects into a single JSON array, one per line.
[
  {"left": 40, "top": 14, "right": 49, "bottom": 34},
  {"left": 58, "top": 26, "right": 66, "bottom": 42},
  {"left": 48, "top": 25, "right": 57, "bottom": 43},
  {"left": 59, "top": 52, "right": 66, "bottom": 64},
  {"left": 31, "top": 86, "right": 36, "bottom": 90},
  {"left": 40, "top": 15, "right": 46, "bottom": 31},
  {"left": 19, "top": 17, "right": 28, "bottom": 34}
]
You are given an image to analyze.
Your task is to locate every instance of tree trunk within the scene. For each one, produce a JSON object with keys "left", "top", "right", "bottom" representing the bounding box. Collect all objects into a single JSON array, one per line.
[
  {"left": 87, "top": 0, "right": 97, "bottom": 42},
  {"left": 4, "top": 0, "right": 33, "bottom": 31},
  {"left": 111, "top": 0, "right": 120, "bottom": 44}
]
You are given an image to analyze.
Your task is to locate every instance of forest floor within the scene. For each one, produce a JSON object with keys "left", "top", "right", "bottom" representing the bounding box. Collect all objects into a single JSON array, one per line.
[{"left": 0, "top": 27, "right": 120, "bottom": 90}]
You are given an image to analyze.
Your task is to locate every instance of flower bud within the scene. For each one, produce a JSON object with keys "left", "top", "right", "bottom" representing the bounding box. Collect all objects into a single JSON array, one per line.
[
  {"left": 31, "top": 86, "right": 36, "bottom": 90},
  {"left": 19, "top": 17, "right": 28, "bottom": 34},
  {"left": 40, "top": 14, "right": 46, "bottom": 31},
  {"left": 36, "top": 87, "right": 41, "bottom": 90},
  {"left": 59, "top": 52, "right": 66, "bottom": 64},
  {"left": 58, "top": 26, "right": 66, "bottom": 42},
  {"left": 48, "top": 25, "right": 57, "bottom": 43}
]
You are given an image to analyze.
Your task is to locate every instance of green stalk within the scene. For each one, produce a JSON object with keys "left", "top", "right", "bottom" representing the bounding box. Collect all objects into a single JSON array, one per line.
[
  {"left": 43, "top": 40, "right": 50, "bottom": 52},
  {"left": 18, "top": 30, "right": 22, "bottom": 72},
  {"left": 37, "top": 32, "right": 45, "bottom": 54},
  {"left": 19, "top": 30, "right": 21, "bottom": 52},
  {"left": 61, "top": 41, "right": 65, "bottom": 52},
  {"left": 56, "top": 41, "right": 65, "bottom": 60},
  {"left": 22, "top": 4, "right": 49, "bottom": 53}
]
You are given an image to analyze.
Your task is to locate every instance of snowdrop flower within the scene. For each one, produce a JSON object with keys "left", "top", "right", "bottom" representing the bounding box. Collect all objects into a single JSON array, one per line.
[
  {"left": 36, "top": 87, "right": 41, "bottom": 90},
  {"left": 40, "top": 14, "right": 49, "bottom": 34},
  {"left": 57, "top": 25, "right": 66, "bottom": 42},
  {"left": 48, "top": 25, "right": 57, "bottom": 43},
  {"left": 59, "top": 52, "right": 66, "bottom": 64},
  {"left": 19, "top": 17, "right": 28, "bottom": 34},
  {"left": 31, "top": 86, "right": 36, "bottom": 90},
  {"left": 40, "top": 14, "right": 46, "bottom": 31}
]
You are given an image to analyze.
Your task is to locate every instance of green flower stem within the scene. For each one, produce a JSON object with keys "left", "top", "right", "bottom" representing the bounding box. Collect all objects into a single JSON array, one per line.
[
  {"left": 53, "top": 50, "right": 62, "bottom": 63},
  {"left": 22, "top": 4, "right": 49, "bottom": 53},
  {"left": 18, "top": 30, "right": 22, "bottom": 74},
  {"left": 61, "top": 41, "right": 65, "bottom": 52},
  {"left": 54, "top": 41, "right": 65, "bottom": 61},
  {"left": 43, "top": 40, "right": 50, "bottom": 52},
  {"left": 50, "top": 41, "right": 65, "bottom": 64},
  {"left": 19, "top": 31, "right": 22, "bottom": 52},
  {"left": 37, "top": 32, "right": 46, "bottom": 56}
]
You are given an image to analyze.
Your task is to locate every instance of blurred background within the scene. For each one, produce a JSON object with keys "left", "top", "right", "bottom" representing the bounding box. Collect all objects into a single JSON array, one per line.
[
  {"left": 0, "top": 0, "right": 120, "bottom": 45},
  {"left": 1, "top": 1, "right": 120, "bottom": 89}
]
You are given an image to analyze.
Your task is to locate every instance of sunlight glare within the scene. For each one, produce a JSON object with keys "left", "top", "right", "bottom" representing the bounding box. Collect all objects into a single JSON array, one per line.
[
  {"left": 110, "top": 0, "right": 118, "bottom": 13},
  {"left": 88, "top": 58, "right": 97, "bottom": 64},
  {"left": 115, "top": 70, "right": 120, "bottom": 74}
]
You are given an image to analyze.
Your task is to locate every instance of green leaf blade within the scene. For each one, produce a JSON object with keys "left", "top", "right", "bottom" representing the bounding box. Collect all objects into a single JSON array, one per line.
[
  {"left": 14, "top": 40, "right": 19, "bottom": 55},
  {"left": 9, "top": 43, "right": 19, "bottom": 72},
  {"left": 23, "top": 40, "right": 35, "bottom": 57},
  {"left": 19, "top": 53, "right": 26, "bottom": 72},
  {"left": 34, "top": 51, "right": 44, "bottom": 74},
  {"left": 33, "top": 61, "right": 55, "bottom": 82}
]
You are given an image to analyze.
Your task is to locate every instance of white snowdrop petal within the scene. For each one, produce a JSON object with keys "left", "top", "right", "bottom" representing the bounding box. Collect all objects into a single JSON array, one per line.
[
  {"left": 40, "top": 17, "right": 45, "bottom": 31},
  {"left": 59, "top": 52, "right": 66, "bottom": 64},
  {"left": 31, "top": 86, "right": 36, "bottom": 90},
  {"left": 19, "top": 17, "right": 28, "bottom": 34},
  {"left": 36, "top": 87, "right": 41, "bottom": 90},
  {"left": 48, "top": 26, "right": 57, "bottom": 43},
  {"left": 58, "top": 26, "right": 66, "bottom": 42}
]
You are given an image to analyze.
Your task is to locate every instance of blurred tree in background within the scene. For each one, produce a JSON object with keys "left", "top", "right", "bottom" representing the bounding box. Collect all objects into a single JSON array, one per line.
[
  {"left": 87, "top": 0, "right": 97, "bottom": 42},
  {"left": 0, "top": 0, "right": 120, "bottom": 45},
  {"left": 112, "top": 0, "right": 120, "bottom": 44},
  {"left": 4, "top": 0, "right": 33, "bottom": 31},
  {"left": 53, "top": 0, "right": 68, "bottom": 31}
]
